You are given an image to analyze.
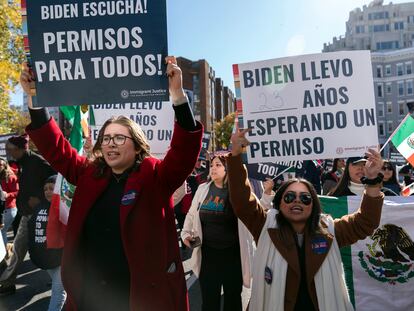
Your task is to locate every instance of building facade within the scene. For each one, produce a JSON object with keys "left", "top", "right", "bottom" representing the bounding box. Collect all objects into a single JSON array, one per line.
[
  {"left": 323, "top": 0, "right": 414, "bottom": 156},
  {"left": 323, "top": 0, "right": 414, "bottom": 53},
  {"left": 372, "top": 47, "right": 414, "bottom": 151},
  {"left": 177, "top": 57, "right": 235, "bottom": 149}
]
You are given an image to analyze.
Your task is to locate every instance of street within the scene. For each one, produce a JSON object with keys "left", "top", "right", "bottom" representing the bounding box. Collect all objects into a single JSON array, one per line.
[{"left": 0, "top": 234, "right": 250, "bottom": 310}]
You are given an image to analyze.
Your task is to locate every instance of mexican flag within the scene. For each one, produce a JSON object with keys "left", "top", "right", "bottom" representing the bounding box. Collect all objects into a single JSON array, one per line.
[
  {"left": 46, "top": 105, "right": 91, "bottom": 248},
  {"left": 390, "top": 114, "right": 414, "bottom": 166},
  {"left": 321, "top": 196, "right": 414, "bottom": 311}
]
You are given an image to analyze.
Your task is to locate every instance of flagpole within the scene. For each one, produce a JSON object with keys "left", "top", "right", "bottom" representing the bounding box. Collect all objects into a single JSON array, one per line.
[
  {"left": 272, "top": 166, "right": 294, "bottom": 181},
  {"left": 380, "top": 113, "right": 411, "bottom": 152}
]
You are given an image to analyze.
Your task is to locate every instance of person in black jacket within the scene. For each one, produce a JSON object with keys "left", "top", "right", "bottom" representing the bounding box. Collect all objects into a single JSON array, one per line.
[
  {"left": 381, "top": 160, "right": 402, "bottom": 195},
  {"left": 329, "top": 157, "right": 367, "bottom": 197},
  {"left": 28, "top": 175, "right": 66, "bottom": 310},
  {"left": 0, "top": 134, "right": 55, "bottom": 296}
]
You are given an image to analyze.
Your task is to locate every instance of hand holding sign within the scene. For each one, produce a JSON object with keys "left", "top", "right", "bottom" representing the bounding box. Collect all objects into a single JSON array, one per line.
[
  {"left": 20, "top": 62, "right": 38, "bottom": 109},
  {"left": 230, "top": 124, "right": 251, "bottom": 156},
  {"left": 166, "top": 56, "right": 186, "bottom": 103}
]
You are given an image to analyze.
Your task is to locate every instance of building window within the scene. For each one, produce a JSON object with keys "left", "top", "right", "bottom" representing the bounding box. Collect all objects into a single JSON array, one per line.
[
  {"left": 407, "top": 80, "right": 413, "bottom": 95},
  {"left": 376, "top": 41, "right": 399, "bottom": 50},
  {"left": 370, "top": 24, "right": 390, "bottom": 32},
  {"left": 398, "top": 81, "right": 405, "bottom": 96},
  {"left": 386, "top": 82, "right": 392, "bottom": 95},
  {"left": 387, "top": 102, "right": 392, "bottom": 114},
  {"left": 379, "top": 122, "right": 385, "bottom": 136},
  {"left": 378, "top": 102, "right": 384, "bottom": 117},
  {"left": 397, "top": 63, "right": 404, "bottom": 76},
  {"left": 400, "top": 102, "right": 405, "bottom": 115},
  {"left": 406, "top": 62, "right": 412, "bottom": 75},
  {"left": 356, "top": 25, "right": 365, "bottom": 33},
  {"left": 395, "top": 22, "right": 404, "bottom": 30},
  {"left": 385, "top": 65, "right": 391, "bottom": 76},
  {"left": 387, "top": 122, "right": 393, "bottom": 134},
  {"left": 377, "top": 84, "right": 383, "bottom": 97},
  {"left": 376, "top": 65, "right": 382, "bottom": 78},
  {"left": 369, "top": 11, "right": 389, "bottom": 20}
]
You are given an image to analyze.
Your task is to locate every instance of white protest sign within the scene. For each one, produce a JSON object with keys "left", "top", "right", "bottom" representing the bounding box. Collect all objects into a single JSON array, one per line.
[
  {"left": 91, "top": 101, "right": 174, "bottom": 158},
  {"left": 233, "top": 51, "right": 378, "bottom": 164}
]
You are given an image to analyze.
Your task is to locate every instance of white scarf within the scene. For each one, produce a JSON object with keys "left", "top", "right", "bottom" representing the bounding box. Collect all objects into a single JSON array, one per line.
[
  {"left": 249, "top": 209, "right": 354, "bottom": 311},
  {"left": 349, "top": 181, "right": 365, "bottom": 196}
]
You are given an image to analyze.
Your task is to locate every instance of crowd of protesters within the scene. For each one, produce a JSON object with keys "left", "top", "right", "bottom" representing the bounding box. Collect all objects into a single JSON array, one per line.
[{"left": 0, "top": 59, "right": 412, "bottom": 311}]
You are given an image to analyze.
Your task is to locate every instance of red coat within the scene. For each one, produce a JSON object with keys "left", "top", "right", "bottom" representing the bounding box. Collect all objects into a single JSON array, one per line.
[
  {"left": 1, "top": 174, "right": 19, "bottom": 209},
  {"left": 26, "top": 118, "right": 203, "bottom": 311}
]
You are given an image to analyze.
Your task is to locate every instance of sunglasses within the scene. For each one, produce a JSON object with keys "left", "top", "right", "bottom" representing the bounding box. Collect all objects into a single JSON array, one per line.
[
  {"left": 382, "top": 166, "right": 393, "bottom": 171},
  {"left": 283, "top": 191, "right": 313, "bottom": 206}
]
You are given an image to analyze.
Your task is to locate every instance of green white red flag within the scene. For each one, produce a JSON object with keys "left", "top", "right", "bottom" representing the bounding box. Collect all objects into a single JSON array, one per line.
[
  {"left": 390, "top": 114, "right": 414, "bottom": 166},
  {"left": 321, "top": 196, "right": 414, "bottom": 310},
  {"left": 46, "top": 106, "right": 90, "bottom": 248}
]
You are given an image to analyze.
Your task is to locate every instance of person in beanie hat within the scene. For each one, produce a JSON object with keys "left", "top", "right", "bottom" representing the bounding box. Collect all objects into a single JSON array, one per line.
[
  {"left": 328, "top": 157, "right": 368, "bottom": 196},
  {"left": 7, "top": 134, "right": 29, "bottom": 151},
  {"left": 0, "top": 133, "right": 55, "bottom": 296}
]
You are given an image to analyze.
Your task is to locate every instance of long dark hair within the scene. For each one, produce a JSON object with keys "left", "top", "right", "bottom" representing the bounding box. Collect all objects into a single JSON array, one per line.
[
  {"left": 208, "top": 155, "right": 227, "bottom": 188},
  {"left": 272, "top": 178, "right": 326, "bottom": 239},
  {"left": 330, "top": 158, "right": 345, "bottom": 175},
  {"left": 329, "top": 160, "right": 353, "bottom": 197},
  {"left": 92, "top": 116, "right": 151, "bottom": 177},
  {"left": 382, "top": 160, "right": 398, "bottom": 184}
]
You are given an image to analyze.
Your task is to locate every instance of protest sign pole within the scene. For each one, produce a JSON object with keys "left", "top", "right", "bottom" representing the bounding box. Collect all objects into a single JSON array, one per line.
[{"left": 272, "top": 165, "right": 294, "bottom": 181}]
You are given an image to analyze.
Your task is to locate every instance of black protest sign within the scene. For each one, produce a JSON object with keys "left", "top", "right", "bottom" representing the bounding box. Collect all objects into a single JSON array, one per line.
[
  {"left": 26, "top": 0, "right": 168, "bottom": 107},
  {"left": 246, "top": 161, "right": 303, "bottom": 181}
]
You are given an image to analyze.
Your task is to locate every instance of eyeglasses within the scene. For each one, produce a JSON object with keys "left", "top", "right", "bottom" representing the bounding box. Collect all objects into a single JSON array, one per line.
[
  {"left": 101, "top": 134, "right": 133, "bottom": 146},
  {"left": 382, "top": 166, "right": 393, "bottom": 171},
  {"left": 283, "top": 191, "right": 313, "bottom": 206}
]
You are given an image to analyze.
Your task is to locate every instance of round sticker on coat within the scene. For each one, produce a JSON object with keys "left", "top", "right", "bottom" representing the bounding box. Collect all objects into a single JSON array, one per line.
[
  {"left": 121, "top": 190, "right": 137, "bottom": 206},
  {"left": 264, "top": 266, "right": 273, "bottom": 284},
  {"left": 311, "top": 237, "right": 328, "bottom": 254}
]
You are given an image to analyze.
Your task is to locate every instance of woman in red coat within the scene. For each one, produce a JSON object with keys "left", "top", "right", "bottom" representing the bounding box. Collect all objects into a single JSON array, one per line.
[
  {"left": 0, "top": 157, "right": 19, "bottom": 247},
  {"left": 20, "top": 57, "right": 203, "bottom": 311}
]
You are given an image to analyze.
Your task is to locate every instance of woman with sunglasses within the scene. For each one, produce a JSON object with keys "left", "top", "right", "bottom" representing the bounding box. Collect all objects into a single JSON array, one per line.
[
  {"left": 20, "top": 57, "right": 202, "bottom": 311},
  {"left": 181, "top": 155, "right": 253, "bottom": 311},
  {"left": 381, "top": 160, "right": 401, "bottom": 195},
  {"left": 226, "top": 129, "right": 384, "bottom": 311}
]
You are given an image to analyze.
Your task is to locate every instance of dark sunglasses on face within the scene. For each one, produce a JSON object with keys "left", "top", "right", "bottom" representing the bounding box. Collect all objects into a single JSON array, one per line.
[
  {"left": 283, "top": 191, "right": 313, "bottom": 205},
  {"left": 382, "top": 166, "right": 392, "bottom": 171}
]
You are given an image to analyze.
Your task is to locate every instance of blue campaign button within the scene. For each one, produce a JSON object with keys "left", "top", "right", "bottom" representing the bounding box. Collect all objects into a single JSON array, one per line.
[
  {"left": 264, "top": 266, "right": 273, "bottom": 284},
  {"left": 311, "top": 237, "right": 328, "bottom": 254},
  {"left": 121, "top": 190, "right": 137, "bottom": 206}
]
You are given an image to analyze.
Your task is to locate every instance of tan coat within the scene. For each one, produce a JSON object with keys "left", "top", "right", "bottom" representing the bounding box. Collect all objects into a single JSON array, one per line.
[{"left": 227, "top": 155, "right": 384, "bottom": 311}]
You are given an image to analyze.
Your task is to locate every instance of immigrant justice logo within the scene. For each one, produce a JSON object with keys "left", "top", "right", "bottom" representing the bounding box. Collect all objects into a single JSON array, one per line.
[
  {"left": 121, "top": 90, "right": 129, "bottom": 99},
  {"left": 407, "top": 134, "right": 414, "bottom": 149},
  {"left": 359, "top": 224, "right": 414, "bottom": 284}
]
